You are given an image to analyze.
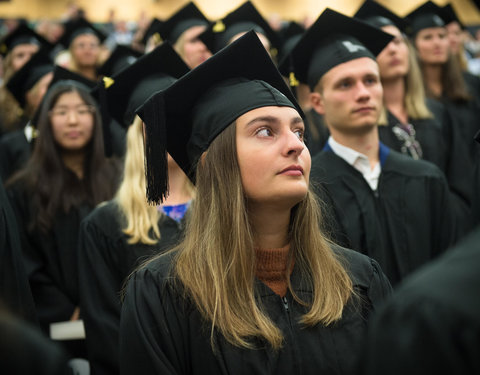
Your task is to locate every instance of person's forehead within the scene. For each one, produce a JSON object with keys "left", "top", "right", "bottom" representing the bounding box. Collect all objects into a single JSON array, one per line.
[
  {"left": 323, "top": 57, "right": 379, "bottom": 84},
  {"left": 72, "top": 33, "right": 100, "bottom": 43}
]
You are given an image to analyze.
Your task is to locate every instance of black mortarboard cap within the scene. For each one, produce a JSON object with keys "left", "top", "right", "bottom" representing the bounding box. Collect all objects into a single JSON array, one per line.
[
  {"left": 277, "top": 21, "right": 305, "bottom": 69},
  {"left": 354, "top": 1, "right": 410, "bottom": 33},
  {"left": 59, "top": 18, "right": 107, "bottom": 48},
  {"left": 97, "top": 45, "right": 143, "bottom": 77},
  {"left": 278, "top": 8, "right": 393, "bottom": 90},
  {"left": 136, "top": 31, "right": 303, "bottom": 204},
  {"left": 158, "top": 2, "right": 209, "bottom": 44},
  {"left": 0, "top": 23, "right": 52, "bottom": 57},
  {"left": 199, "top": 1, "right": 280, "bottom": 55},
  {"left": 93, "top": 41, "right": 189, "bottom": 129},
  {"left": 6, "top": 49, "right": 54, "bottom": 108},
  {"left": 442, "top": 4, "right": 464, "bottom": 29},
  {"left": 406, "top": 1, "right": 446, "bottom": 37},
  {"left": 141, "top": 18, "right": 164, "bottom": 46}
]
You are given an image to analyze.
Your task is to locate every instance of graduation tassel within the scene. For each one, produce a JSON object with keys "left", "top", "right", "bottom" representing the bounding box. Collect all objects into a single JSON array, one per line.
[{"left": 139, "top": 93, "right": 169, "bottom": 205}]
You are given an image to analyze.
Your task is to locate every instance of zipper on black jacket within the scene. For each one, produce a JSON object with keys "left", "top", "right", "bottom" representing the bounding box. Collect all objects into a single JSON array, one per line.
[{"left": 282, "top": 296, "right": 289, "bottom": 313}]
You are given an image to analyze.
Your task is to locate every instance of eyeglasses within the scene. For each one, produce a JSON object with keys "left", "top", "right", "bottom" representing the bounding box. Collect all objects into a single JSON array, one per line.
[
  {"left": 49, "top": 105, "right": 95, "bottom": 119},
  {"left": 72, "top": 42, "right": 100, "bottom": 50}
]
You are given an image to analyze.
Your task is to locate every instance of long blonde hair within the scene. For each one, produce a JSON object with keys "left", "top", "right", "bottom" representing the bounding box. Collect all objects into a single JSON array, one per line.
[
  {"left": 404, "top": 39, "right": 433, "bottom": 119},
  {"left": 0, "top": 53, "right": 24, "bottom": 132},
  {"left": 115, "top": 117, "right": 162, "bottom": 245},
  {"left": 166, "top": 123, "right": 353, "bottom": 350}
]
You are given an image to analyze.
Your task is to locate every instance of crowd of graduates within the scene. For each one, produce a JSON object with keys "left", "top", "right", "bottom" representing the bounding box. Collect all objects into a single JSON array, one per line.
[{"left": 0, "top": 1, "right": 479, "bottom": 374}]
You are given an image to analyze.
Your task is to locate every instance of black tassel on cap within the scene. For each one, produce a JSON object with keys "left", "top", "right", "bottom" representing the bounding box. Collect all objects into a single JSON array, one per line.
[
  {"left": 140, "top": 93, "right": 169, "bottom": 205},
  {"left": 98, "top": 77, "right": 114, "bottom": 158},
  {"left": 475, "top": 129, "right": 480, "bottom": 144}
]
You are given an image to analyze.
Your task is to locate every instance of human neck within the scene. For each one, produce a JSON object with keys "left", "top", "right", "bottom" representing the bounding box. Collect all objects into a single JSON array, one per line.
[
  {"left": 162, "top": 164, "right": 192, "bottom": 206},
  {"left": 62, "top": 150, "right": 86, "bottom": 179},
  {"left": 330, "top": 127, "right": 380, "bottom": 168},
  {"left": 422, "top": 64, "right": 443, "bottom": 97},
  {"left": 76, "top": 66, "right": 97, "bottom": 81},
  {"left": 382, "top": 77, "right": 408, "bottom": 124},
  {"left": 249, "top": 204, "right": 291, "bottom": 249}
]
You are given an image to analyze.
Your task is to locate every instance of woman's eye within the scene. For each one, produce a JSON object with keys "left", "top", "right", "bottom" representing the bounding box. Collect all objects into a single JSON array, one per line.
[{"left": 256, "top": 128, "right": 272, "bottom": 137}]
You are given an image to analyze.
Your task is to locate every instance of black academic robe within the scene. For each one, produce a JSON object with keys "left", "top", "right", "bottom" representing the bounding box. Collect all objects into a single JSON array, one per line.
[
  {"left": 0, "top": 176, "right": 37, "bottom": 322},
  {"left": 311, "top": 145, "right": 457, "bottom": 285},
  {"left": 304, "top": 109, "right": 329, "bottom": 156},
  {"left": 0, "top": 128, "right": 31, "bottom": 183},
  {"left": 7, "top": 182, "right": 92, "bottom": 333},
  {"left": 0, "top": 311, "right": 72, "bottom": 375},
  {"left": 78, "top": 200, "right": 184, "bottom": 375},
  {"left": 360, "top": 226, "right": 480, "bottom": 375},
  {"left": 119, "top": 246, "right": 392, "bottom": 375},
  {"left": 379, "top": 108, "right": 474, "bottom": 235}
]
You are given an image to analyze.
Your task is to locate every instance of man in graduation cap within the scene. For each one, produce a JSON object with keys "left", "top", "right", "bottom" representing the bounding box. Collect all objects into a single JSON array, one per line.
[{"left": 280, "top": 8, "right": 458, "bottom": 286}]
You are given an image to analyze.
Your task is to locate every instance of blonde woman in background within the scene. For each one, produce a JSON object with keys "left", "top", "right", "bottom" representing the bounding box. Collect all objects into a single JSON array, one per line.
[{"left": 78, "top": 42, "right": 191, "bottom": 375}]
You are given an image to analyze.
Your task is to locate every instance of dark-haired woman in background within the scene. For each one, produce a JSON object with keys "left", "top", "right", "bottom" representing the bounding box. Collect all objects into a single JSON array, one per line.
[{"left": 6, "top": 80, "right": 120, "bottom": 357}]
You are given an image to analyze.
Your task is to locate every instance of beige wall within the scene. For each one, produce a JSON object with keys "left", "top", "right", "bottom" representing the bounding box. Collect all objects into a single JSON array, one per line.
[{"left": 1, "top": 0, "right": 480, "bottom": 25}]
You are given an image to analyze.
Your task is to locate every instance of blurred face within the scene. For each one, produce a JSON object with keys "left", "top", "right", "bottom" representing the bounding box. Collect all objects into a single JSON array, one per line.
[
  {"left": 236, "top": 106, "right": 310, "bottom": 209},
  {"left": 415, "top": 27, "right": 449, "bottom": 65},
  {"left": 310, "top": 58, "right": 383, "bottom": 135},
  {"left": 49, "top": 91, "right": 95, "bottom": 151},
  {"left": 176, "top": 25, "right": 212, "bottom": 68},
  {"left": 25, "top": 71, "right": 54, "bottom": 112},
  {"left": 70, "top": 33, "right": 100, "bottom": 67},
  {"left": 11, "top": 43, "right": 39, "bottom": 71},
  {"left": 446, "top": 21, "right": 463, "bottom": 54},
  {"left": 376, "top": 25, "right": 409, "bottom": 80}
]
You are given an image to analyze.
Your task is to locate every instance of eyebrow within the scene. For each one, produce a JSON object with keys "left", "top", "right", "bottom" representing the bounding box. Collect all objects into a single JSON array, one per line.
[{"left": 246, "top": 115, "right": 304, "bottom": 127}]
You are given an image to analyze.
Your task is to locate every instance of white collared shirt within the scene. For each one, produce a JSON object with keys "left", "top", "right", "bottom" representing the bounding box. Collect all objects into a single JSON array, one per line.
[{"left": 327, "top": 136, "right": 381, "bottom": 191}]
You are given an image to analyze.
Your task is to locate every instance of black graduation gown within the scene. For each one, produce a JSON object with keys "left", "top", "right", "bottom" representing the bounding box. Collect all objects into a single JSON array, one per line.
[
  {"left": 360, "top": 226, "right": 480, "bottom": 375},
  {"left": 119, "top": 246, "right": 392, "bottom": 375},
  {"left": 304, "top": 109, "right": 329, "bottom": 157},
  {"left": 379, "top": 108, "right": 474, "bottom": 234},
  {"left": 0, "top": 176, "right": 37, "bottom": 322},
  {"left": 7, "top": 182, "right": 92, "bottom": 333},
  {"left": 0, "top": 311, "right": 72, "bottom": 375},
  {"left": 310, "top": 145, "right": 457, "bottom": 285},
  {"left": 78, "top": 200, "right": 184, "bottom": 375},
  {"left": 0, "top": 128, "right": 31, "bottom": 183}
]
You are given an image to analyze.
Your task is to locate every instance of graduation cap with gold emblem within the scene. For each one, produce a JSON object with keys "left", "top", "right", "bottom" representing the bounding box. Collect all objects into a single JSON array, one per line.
[
  {"left": 405, "top": 1, "right": 446, "bottom": 37},
  {"left": 278, "top": 8, "right": 393, "bottom": 91},
  {"left": 58, "top": 17, "right": 107, "bottom": 48},
  {"left": 354, "top": 0, "right": 410, "bottom": 33},
  {"left": 136, "top": 30, "right": 302, "bottom": 204},
  {"left": 92, "top": 41, "right": 189, "bottom": 129},
  {"left": 0, "top": 23, "right": 52, "bottom": 57},
  {"left": 97, "top": 45, "right": 143, "bottom": 77},
  {"left": 6, "top": 49, "right": 54, "bottom": 108},
  {"left": 199, "top": 1, "right": 280, "bottom": 56},
  {"left": 157, "top": 2, "right": 209, "bottom": 45},
  {"left": 141, "top": 18, "right": 164, "bottom": 46}
]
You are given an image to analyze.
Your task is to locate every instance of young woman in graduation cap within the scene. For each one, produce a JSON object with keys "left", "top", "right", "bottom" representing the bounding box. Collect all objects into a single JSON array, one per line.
[
  {"left": 78, "top": 42, "right": 193, "bottom": 375},
  {"left": 6, "top": 75, "right": 120, "bottom": 358},
  {"left": 119, "top": 31, "right": 391, "bottom": 375},
  {"left": 407, "top": 2, "right": 480, "bottom": 166},
  {"left": 154, "top": 2, "right": 212, "bottom": 68},
  {"left": 58, "top": 18, "right": 107, "bottom": 81}
]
